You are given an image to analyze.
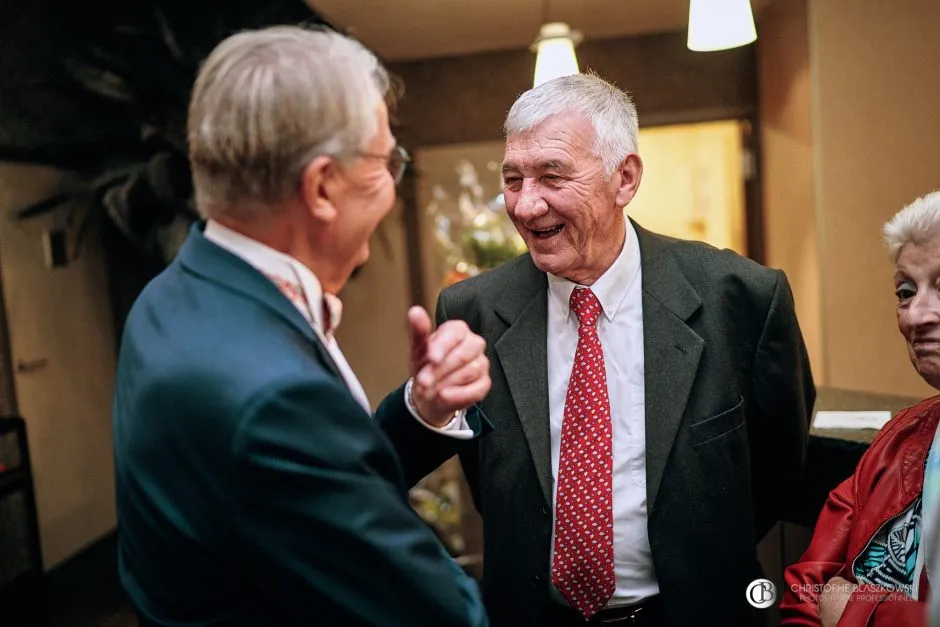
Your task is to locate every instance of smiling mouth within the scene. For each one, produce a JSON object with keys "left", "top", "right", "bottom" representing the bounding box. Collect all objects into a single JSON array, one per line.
[{"left": 530, "top": 224, "right": 564, "bottom": 238}]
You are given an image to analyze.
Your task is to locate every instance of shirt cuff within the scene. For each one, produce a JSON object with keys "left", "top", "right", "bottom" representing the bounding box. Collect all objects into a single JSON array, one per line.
[{"left": 404, "top": 378, "right": 474, "bottom": 440}]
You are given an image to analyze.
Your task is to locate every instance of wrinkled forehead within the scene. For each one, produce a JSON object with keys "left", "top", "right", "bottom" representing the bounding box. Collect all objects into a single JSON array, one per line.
[
  {"left": 896, "top": 236, "right": 940, "bottom": 275},
  {"left": 503, "top": 114, "right": 596, "bottom": 171}
]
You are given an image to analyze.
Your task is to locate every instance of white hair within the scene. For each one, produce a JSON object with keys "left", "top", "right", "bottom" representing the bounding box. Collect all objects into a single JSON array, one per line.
[
  {"left": 883, "top": 191, "right": 940, "bottom": 262},
  {"left": 503, "top": 73, "right": 639, "bottom": 176},
  {"left": 187, "top": 26, "right": 389, "bottom": 219}
]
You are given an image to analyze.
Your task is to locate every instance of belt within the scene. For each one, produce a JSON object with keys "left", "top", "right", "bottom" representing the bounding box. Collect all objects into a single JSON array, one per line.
[
  {"left": 592, "top": 598, "right": 660, "bottom": 624},
  {"left": 548, "top": 595, "right": 663, "bottom": 626}
]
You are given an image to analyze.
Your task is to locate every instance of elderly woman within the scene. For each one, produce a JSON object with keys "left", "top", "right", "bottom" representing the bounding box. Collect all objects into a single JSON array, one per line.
[{"left": 782, "top": 190, "right": 940, "bottom": 626}]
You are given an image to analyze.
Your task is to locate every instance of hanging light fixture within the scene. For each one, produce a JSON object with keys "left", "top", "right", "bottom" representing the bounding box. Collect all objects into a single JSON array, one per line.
[
  {"left": 687, "top": 0, "right": 757, "bottom": 52},
  {"left": 531, "top": 0, "right": 581, "bottom": 88}
]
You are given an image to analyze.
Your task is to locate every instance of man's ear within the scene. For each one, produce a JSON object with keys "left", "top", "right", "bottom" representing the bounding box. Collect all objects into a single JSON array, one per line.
[
  {"left": 615, "top": 153, "right": 643, "bottom": 209},
  {"left": 301, "top": 155, "right": 339, "bottom": 223}
]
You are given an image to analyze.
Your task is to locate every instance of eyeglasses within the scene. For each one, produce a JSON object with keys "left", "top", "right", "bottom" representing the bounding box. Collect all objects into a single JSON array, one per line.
[{"left": 355, "top": 145, "right": 411, "bottom": 184}]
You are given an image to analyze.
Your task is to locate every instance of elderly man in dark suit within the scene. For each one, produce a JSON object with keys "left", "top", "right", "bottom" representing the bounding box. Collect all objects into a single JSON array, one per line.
[
  {"left": 112, "top": 26, "right": 491, "bottom": 626},
  {"left": 382, "top": 73, "right": 815, "bottom": 626}
]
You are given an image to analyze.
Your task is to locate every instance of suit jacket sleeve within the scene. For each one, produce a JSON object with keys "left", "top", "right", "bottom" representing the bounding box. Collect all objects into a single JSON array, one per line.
[
  {"left": 375, "top": 382, "right": 488, "bottom": 489},
  {"left": 231, "top": 376, "right": 488, "bottom": 626},
  {"left": 750, "top": 270, "right": 815, "bottom": 538}
]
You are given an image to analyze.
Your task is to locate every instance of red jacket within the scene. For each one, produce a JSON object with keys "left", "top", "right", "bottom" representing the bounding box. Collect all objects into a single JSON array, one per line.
[{"left": 781, "top": 395, "right": 940, "bottom": 626}]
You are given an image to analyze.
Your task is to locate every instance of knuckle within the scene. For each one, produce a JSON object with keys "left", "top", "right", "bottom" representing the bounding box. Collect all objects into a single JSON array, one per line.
[{"left": 443, "top": 320, "right": 469, "bottom": 336}]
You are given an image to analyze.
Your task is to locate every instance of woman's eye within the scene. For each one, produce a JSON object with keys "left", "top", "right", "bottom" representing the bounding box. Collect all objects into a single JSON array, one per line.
[{"left": 896, "top": 282, "right": 916, "bottom": 301}]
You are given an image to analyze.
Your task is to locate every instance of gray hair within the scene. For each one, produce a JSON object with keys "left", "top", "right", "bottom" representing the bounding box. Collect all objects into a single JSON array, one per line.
[
  {"left": 187, "top": 26, "right": 389, "bottom": 219},
  {"left": 503, "top": 73, "right": 639, "bottom": 176},
  {"left": 883, "top": 191, "right": 940, "bottom": 262}
]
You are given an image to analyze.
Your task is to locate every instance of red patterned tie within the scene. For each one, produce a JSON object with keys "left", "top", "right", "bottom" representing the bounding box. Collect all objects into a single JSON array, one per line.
[{"left": 552, "top": 287, "right": 615, "bottom": 619}]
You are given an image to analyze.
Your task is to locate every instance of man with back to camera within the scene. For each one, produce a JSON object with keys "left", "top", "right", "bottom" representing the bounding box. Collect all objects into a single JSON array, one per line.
[{"left": 112, "top": 26, "right": 492, "bottom": 626}]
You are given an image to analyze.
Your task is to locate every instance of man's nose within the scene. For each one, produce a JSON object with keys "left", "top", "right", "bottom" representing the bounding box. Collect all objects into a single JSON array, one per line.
[{"left": 512, "top": 180, "right": 548, "bottom": 221}]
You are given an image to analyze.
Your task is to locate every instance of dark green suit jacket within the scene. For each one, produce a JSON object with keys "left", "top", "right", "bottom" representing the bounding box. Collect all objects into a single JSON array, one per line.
[
  {"left": 112, "top": 224, "right": 488, "bottom": 626},
  {"left": 384, "top": 222, "right": 815, "bottom": 627}
]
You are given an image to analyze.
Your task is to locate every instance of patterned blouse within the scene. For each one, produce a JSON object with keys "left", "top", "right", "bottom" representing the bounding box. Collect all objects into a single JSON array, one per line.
[{"left": 853, "top": 497, "right": 921, "bottom": 596}]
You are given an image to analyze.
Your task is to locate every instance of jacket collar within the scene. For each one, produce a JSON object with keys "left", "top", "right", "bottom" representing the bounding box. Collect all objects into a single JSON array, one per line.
[{"left": 175, "top": 223, "right": 343, "bottom": 380}]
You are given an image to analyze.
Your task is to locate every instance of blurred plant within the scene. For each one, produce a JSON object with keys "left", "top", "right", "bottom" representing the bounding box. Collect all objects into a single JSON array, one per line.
[
  {"left": 426, "top": 158, "right": 526, "bottom": 286},
  {"left": 409, "top": 463, "right": 466, "bottom": 556}
]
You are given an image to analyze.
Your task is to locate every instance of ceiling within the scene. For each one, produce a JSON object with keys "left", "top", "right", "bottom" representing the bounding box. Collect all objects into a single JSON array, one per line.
[{"left": 308, "top": 0, "right": 775, "bottom": 62}]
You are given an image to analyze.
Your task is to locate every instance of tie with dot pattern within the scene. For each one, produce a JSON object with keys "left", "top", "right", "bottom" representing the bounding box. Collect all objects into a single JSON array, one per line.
[{"left": 551, "top": 286, "right": 615, "bottom": 619}]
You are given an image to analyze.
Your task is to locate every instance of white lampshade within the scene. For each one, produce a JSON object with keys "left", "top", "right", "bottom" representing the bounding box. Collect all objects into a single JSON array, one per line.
[
  {"left": 532, "top": 22, "right": 581, "bottom": 87},
  {"left": 687, "top": 0, "right": 757, "bottom": 52}
]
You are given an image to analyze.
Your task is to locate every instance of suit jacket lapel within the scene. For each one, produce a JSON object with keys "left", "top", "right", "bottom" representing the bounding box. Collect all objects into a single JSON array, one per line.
[
  {"left": 489, "top": 229, "right": 705, "bottom": 511},
  {"left": 634, "top": 222, "right": 704, "bottom": 509},
  {"left": 176, "top": 223, "right": 344, "bottom": 381},
  {"left": 493, "top": 257, "right": 553, "bottom": 507}
]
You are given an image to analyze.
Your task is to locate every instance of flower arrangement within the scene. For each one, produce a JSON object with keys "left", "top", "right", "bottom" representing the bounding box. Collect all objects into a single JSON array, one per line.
[{"left": 426, "top": 159, "right": 526, "bottom": 287}]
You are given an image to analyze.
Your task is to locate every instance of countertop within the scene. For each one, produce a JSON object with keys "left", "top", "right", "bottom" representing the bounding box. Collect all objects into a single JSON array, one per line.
[{"left": 811, "top": 386, "right": 924, "bottom": 445}]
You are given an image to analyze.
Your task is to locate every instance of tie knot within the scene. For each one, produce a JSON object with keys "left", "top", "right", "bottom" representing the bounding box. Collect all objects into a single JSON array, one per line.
[{"left": 569, "top": 287, "right": 602, "bottom": 327}]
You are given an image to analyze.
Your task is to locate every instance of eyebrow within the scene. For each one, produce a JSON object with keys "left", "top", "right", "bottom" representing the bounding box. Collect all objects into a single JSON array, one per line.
[
  {"left": 541, "top": 160, "right": 568, "bottom": 171},
  {"left": 501, "top": 160, "right": 571, "bottom": 174}
]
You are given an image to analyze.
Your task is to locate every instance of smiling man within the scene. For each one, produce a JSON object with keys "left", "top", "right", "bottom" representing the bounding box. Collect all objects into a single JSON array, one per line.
[{"left": 393, "top": 73, "right": 816, "bottom": 626}]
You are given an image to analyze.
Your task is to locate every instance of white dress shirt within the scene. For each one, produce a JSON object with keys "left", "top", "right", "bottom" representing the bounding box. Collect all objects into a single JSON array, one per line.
[
  {"left": 547, "top": 219, "right": 659, "bottom": 606},
  {"left": 203, "top": 221, "right": 471, "bottom": 436}
]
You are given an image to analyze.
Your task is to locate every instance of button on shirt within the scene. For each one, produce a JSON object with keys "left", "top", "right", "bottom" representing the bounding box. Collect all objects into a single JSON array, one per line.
[{"left": 547, "top": 219, "right": 659, "bottom": 606}]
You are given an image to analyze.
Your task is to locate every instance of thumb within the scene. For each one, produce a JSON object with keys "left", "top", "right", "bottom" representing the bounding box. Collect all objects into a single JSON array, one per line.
[{"left": 407, "top": 306, "right": 432, "bottom": 370}]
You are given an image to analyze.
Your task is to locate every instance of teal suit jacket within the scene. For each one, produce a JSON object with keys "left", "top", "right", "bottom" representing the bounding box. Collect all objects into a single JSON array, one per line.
[{"left": 112, "top": 224, "right": 488, "bottom": 626}]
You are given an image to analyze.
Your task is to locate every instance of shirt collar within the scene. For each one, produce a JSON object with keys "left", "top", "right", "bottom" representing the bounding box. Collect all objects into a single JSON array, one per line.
[
  {"left": 203, "top": 220, "right": 342, "bottom": 336},
  {"left": 547, "top": 217, "right": 641, "bottom": 322}
]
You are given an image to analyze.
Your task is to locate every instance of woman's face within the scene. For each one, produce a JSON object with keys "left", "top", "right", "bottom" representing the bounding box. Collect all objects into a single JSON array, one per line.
[{"left": 896, "top": 236, "right": 940, "bottom": 389}]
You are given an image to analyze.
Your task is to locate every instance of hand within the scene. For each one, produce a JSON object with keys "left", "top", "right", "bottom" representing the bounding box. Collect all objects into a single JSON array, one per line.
[
  {"left": 407, "top": 306, "right": 491, "bottom": 427},
  {"left": 818, "top": 576, "right": 857, "bottom": 627}
]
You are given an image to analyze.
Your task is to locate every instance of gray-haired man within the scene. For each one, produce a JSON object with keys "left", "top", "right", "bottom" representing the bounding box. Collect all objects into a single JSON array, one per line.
[
  {"left": 391, "top": 73, "right": 814, "bottom": 627},
  {"left": 114, "top": 26, "right": 490, "bottom": 626}
]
